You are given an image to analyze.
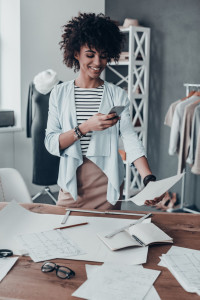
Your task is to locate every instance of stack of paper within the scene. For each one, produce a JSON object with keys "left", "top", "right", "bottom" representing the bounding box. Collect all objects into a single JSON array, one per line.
[
  {"left": 72, "top": 263, "right": 161, "bottom": 300},
  {"left": 159, "top": 246, "right": 200, "bottom": 296}
]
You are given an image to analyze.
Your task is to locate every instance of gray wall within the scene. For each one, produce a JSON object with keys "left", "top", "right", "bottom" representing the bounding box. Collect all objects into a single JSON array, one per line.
[{"left": 106, "top": 0, "right": 200, "bottom": 209}]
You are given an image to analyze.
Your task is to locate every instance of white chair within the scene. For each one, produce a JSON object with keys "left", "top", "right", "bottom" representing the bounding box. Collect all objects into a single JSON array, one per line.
[{"left": 0, "top": 168, "right": 32, "bottom": 203}]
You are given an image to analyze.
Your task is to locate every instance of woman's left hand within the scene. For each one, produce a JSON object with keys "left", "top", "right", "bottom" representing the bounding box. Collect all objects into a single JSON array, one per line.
[{"left": 144, "top": 193, "right": 166, "bottom": 206}]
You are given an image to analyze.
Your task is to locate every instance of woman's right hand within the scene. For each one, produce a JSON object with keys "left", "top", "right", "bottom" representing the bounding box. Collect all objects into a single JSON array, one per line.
[{"left": 80, "top": 113, "right": 120, "bottom": 133}]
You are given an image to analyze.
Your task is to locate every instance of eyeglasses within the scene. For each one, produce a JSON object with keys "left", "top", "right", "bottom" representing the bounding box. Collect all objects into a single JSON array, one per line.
[
  {"left": 41, "top": 261, "right": 75, "bottom": 279},
  {"left": 0, "top": 249, "right": 13, "bottom": 258}
]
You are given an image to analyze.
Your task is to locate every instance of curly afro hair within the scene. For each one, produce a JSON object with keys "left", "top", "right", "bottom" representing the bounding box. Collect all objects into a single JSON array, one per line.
[{"left": 59, "top": 13, "right": 124, "bottom": 71}]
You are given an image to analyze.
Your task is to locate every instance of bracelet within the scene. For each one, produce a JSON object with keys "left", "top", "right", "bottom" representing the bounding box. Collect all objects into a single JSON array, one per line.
[
  {"left": 143, "top": 174, "right": 156, "bottom": 186},
  {"left": 74, "top": 125, "right": 86, "bottom": 139}
]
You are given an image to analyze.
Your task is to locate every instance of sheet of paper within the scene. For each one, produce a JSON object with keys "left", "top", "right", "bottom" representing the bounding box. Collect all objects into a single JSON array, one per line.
[
  {"left": 17, "top": 229, "right": 85, "bottom": 262},
  {"left": 124, "top": 173, "right": 184, "bottom": 206},
  {"left": 0, "top": 257, "right": 18, "bottom": 282},
  {"left": 85, "top": 264, "right": 161, "bottom": 300},
  {"left": 0, "top": 202, "right": 148, "bottom": 264},
  {"left": 162, "top": 253, "right": 200, "bottom": 294},
  {"left": 72, "top": 262, "right": 160, "bottom": 300},
  {"left": 159, "top": 246, "right": 200, "bottom": 295},
  {"left": 158, "top": 246, "right": 200, "bottom": 267}
]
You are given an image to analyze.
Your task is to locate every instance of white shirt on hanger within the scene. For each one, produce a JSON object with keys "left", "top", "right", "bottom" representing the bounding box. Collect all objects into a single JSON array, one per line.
[{"left": 168, "top": 94, "right": 200, "bottom": 156}]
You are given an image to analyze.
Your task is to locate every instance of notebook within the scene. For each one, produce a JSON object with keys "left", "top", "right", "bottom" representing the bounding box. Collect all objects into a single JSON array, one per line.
[{"left": 97, "top": 223, "right": 173, "bottom": 251}]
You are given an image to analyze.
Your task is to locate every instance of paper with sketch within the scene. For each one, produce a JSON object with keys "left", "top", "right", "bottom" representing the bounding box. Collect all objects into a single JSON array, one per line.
[
  {"left": 85, "top": 264, "right": 161, "bottom": 300},
  {"left": 158, "top": 246, "right": 200, "bottom": 267},
  {"left": 162, "top": 253, "right": 200, "bottom": 295},
  {"left": 124, "top": 173, "right": 184, "bottom": 205},
  {"left": 159, "top": 246, "right": 200, "bottom": 295},
  {"left": 17, "top": 229, "right": 85, "bottom": 262},
  {"left": 0, "top": 257, "right": 18, "bottom": 282},
  {"left": 72, "top": 262, "right": 160, "bottom": 300}
]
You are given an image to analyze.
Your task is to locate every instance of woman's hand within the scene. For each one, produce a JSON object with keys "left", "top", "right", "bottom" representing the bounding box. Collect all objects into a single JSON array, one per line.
[
  {"left": 144, "top": 193, "right": 166, "bottom": 206},
  {"left": 83, "top": 113, "right": 120, "bottom": 132}
]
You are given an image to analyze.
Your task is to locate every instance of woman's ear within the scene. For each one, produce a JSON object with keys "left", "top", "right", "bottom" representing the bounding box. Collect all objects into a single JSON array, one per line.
[{"left": 74, "top": 51, "right": 79, "bottom": 61}]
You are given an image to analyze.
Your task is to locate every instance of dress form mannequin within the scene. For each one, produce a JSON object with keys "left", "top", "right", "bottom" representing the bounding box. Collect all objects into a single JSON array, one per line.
[{"left": 26, "top": 70, "right": 61, "bottom": 203}]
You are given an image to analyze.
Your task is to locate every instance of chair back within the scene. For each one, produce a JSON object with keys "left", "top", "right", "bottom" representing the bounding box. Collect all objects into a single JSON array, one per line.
[{"left": 0, "top": 168, "right": 32, "bottom": 203}]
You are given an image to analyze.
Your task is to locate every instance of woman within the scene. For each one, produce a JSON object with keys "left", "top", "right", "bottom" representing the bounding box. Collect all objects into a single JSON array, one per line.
[{"left": 45, "top": 13, "right": 160, "bottom": 209}]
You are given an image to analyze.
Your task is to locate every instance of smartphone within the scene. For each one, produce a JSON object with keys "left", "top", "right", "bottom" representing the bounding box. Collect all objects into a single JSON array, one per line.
[{"left": 108, "top": 106, "right": 125, "bottom": 119}]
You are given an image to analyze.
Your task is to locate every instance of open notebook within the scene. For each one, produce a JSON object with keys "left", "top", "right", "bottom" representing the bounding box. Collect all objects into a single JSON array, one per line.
[{"left": 97, "top": 223, "right": 173, "bottom": 251}]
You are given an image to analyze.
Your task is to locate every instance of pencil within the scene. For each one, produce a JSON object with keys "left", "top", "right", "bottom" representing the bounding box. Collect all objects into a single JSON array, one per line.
[{"left": 54, "top": 222, "right": 88, "bottom": 230}]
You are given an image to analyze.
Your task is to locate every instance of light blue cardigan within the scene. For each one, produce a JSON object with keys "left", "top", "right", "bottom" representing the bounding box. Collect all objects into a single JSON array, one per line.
[{"left": 45, "top": 80, "right": 145, "bottom": 205}]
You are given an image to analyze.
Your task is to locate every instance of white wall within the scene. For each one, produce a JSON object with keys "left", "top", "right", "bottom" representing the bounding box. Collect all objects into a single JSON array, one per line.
[
  {"left": 0, "top": 0, "right": 105, "bottom": 196},
  {"left": 0, "top": 0, "right": 21, "bottom": 126}
]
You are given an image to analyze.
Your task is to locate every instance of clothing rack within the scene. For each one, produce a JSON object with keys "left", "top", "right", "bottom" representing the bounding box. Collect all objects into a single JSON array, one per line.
[{"left": 169, "top": 83, "right": 200, "bottom": 214}]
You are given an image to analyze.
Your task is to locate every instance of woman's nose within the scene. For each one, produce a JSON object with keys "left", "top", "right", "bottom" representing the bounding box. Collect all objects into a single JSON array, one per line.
[{"left": 93, "top": 55, "right": 101, "bottom": 66}]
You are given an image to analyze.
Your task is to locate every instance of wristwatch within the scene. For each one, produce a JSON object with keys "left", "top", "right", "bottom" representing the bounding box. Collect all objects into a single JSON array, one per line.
[
  {"left": 74, "top": 125, "right": 86, "bottom": 139},
  {"left": 143, "top": 174, "right": 156, "bottom": 186}
]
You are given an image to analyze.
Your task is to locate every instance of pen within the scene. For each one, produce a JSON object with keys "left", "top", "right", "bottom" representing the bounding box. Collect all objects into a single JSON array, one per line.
[
  {"left": 105, "top": 213, "right": 152, "bottom": 238},
  {"left": 61, "top": 210, "right": 71, "bottom": 224},
  {"left": 54, "top": 222, "right": 88, "bottom": 230}
]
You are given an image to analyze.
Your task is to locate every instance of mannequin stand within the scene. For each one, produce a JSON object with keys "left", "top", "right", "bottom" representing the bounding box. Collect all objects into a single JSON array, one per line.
[{"left": 32, "top": 186, "right": 57, "bottom": 204}]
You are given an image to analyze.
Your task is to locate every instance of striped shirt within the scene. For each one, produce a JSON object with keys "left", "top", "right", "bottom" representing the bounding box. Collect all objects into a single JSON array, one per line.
[{"left": 74, "top": 84, "right": 104, "bottom": 155}]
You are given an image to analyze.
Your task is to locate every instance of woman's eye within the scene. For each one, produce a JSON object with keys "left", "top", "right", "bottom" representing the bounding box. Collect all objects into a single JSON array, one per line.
[{"left": 86, "top": 55, "right": 94, "bottom": 58}]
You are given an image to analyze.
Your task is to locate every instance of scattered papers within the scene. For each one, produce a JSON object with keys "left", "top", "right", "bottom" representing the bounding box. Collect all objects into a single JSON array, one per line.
[
  {"left": 17, "top": 229, "right": 85, "bottom": 262},
  {"left": 0, "top": 202, "right": 149, "bottom": 264},
  {"left": 124, "top": 173, "right": 184, "bottom": 205},
  {"left": 72, "top": 262, "right": 160, "bottom": 300},
  {"left": 159, "top": 246, "right": 200, "bottom": 296},
  {"left": 0, "top": 257, "right": 18, "bottom": 282},
  {"left": 85, "top": 264, "right": 161, "bottom": 300}
]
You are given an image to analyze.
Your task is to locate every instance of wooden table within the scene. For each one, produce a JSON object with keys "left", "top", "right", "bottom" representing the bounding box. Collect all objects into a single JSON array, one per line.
[{"left": 0, "top": 203, "right": 199, "bottom": 300}]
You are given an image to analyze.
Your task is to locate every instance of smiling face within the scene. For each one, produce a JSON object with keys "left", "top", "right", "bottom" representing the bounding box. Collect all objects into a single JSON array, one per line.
[{"left": 74, "top": 45, "right": 108, "bottom": 83}]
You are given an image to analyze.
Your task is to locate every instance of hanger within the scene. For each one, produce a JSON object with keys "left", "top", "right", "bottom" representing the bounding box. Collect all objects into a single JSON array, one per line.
[
  {"left": 181, "top": 90, "right": 195, "bottom": 101},
  {"left": 193, "top": 88, "right": 200, "bottom": 96}
]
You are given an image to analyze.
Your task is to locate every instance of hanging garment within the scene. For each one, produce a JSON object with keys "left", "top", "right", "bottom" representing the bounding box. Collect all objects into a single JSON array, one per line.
[
  {"left": 26, "top": 70, "right": 61, "bottom": 185},
  {"left": 164, "top": 91, "right": 195, "bottom": 127},
  {"left": 186, "top": 104, "right": 200, "bottom": 174},
  {"left": 168, "top": 93, "right": 200, "bottom": 155},
  {"left": 191, "top": 130, "right": 200, "bottom": 174},
  {"left": 164, "top": 99, "right": 181, "bottom": 127},
  {"left": 177, "top": 99, "right": 200, "bottom": 173}
]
